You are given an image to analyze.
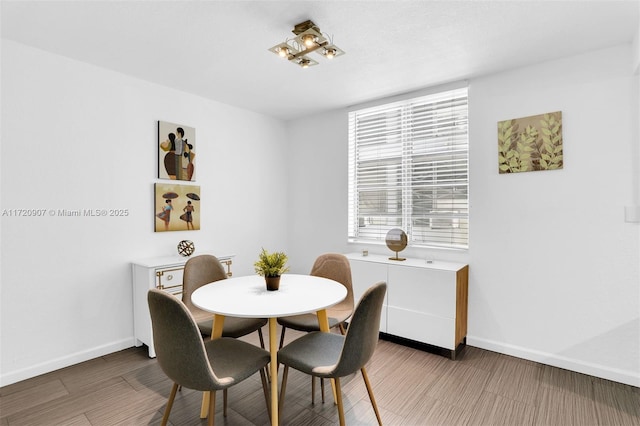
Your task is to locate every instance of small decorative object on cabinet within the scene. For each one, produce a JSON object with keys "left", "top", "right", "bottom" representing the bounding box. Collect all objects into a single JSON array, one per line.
[
  {"left": 177, "top": 240, "right": 195, "bottom": 256},
  {"left": 385, "top": 228, "right": 408, "bottom": 261},
  {"left": 346, "top": 252, "right": 468, "bottom": 360},
  {"left": 131, "top": 252, "right": 234, "bottom": 357}
]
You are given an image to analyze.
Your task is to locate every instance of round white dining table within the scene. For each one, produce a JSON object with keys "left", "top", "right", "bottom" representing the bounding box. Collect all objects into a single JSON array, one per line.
[{"left": 191, "top": 273, "right": 347, "bottom": 426}]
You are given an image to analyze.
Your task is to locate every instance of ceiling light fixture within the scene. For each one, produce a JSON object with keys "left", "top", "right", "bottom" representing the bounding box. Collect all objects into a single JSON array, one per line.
[{"left": 268, "top": 20, "right": 345, "bottom": 68}]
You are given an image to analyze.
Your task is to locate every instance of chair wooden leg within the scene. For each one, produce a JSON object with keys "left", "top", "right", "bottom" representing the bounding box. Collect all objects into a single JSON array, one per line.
[
  {"left": 259, "top": 367, "right": 271, "bottom": 420},
  {"left": 279, "top": 365, "right": 289, "bottom": 415},
  {"left": 321, "top": 378, "right": 325, "bottom": 403},
  {"left": 258, "top": 327, "right": 266, "bottom": 349},
  {"left": 335, "top": 377, "right": 346, "bottom": 426},
  {"left": 361, "top": 367, "right": 382, "bottom": 426},
  {"left": 208, "top": 390, "right": 216, "bottom": 426},
  {"left": 223, "top": 389, "right": 228, "bottom": 417},
  {"left": 161, "top": 382, "right": 179, "bottom": 426}
]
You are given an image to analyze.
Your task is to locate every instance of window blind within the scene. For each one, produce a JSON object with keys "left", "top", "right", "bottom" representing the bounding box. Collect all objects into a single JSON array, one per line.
[{"left": 348, "top": 87, "right": 469, "bottom": 249}]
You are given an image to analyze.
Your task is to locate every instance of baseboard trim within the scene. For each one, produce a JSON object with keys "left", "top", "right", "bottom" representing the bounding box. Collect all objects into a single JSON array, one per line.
[
  {"left": 0, "top": 338, "right": 135, "bottom": 387},
  {"left": 467, "top": 335, "right": 640, "bottom": 388},
  {"left": 379, "top": 332, "right": 467, "bottom": 360}
]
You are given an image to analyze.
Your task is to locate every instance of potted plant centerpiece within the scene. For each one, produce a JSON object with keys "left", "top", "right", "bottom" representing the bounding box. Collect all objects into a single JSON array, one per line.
[{"left": 254, "top": 248, "right": 290, "bottom": 291}]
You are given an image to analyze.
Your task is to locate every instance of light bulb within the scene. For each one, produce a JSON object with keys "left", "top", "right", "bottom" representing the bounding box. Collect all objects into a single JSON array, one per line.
[
  {"left": 278, "top": 47, "right": 289, "bottom": 58},
  {"left": 324, "top": 48, "right": 336, "bottom": 59},
  {"left": 299, "top": 58, "right": 310, "bottom": 68},
  {"left": 302, "top": 34, "right": 316, "bottom": 47}
]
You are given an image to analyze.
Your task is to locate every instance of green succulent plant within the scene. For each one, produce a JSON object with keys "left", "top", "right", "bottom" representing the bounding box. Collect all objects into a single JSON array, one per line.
[{"left": 254, "top": 248, "right": 290, "bottom": 277}]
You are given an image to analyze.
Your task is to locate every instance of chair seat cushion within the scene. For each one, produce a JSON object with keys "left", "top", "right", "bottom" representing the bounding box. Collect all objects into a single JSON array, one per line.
[
  {"left": 277, "top": 314, "right": 339, "bottom": 331},
  {"left": 205, "top": 338, "right": 270, "bottom": 388},
  {"left": 277, "top": 307, "right": 352, "bottom": 332},
  {"left": 197, "top": 316, "right": 268, "bottom": 338},
  {"left": 277, "top": 332, "right": 344, "bottom": 377}
]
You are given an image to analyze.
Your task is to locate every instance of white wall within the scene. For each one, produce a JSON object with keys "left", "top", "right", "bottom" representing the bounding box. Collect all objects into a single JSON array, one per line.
[
  {"left": 287, "top": 45, "right": 640, "bottom": 386},
  {"left": 633, "top": 26, "right": 640, "bottom": 75},
  {"left": 468, "top": 45, "right": 638, "bottom": 386},
  {"left": 0, "top": 40, "right": 289, "bottom": 385},
  {"left": 285, "top": 109, "right": 350, "bottom": 272}
]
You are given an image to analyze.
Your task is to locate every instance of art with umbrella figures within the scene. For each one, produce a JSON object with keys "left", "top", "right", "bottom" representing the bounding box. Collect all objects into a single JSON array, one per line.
[{"left": 154, "top": 183, "right": 200, "bottom": 232}]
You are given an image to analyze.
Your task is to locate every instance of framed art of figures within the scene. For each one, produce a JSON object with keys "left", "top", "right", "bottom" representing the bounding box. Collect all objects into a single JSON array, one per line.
[
  {"left": 158, "top": 120, "right": 196, "bottom": 181},
  {"left": 154, "top": 183, "right": 200, "bottom": 232},
  {"left": 498, "top": 111, "right": 563, "bottom": 174}
]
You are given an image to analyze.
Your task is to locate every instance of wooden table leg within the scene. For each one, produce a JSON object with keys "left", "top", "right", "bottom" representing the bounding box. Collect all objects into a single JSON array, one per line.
[
  {"left": 316, "top": 309, "right": 338, "bottom": 403},
  {"left": 200, "top": 314, "right": 225, "bottom": 419},
  {"left": 268, "top": 317, "right": 279, "bottom": 426}
]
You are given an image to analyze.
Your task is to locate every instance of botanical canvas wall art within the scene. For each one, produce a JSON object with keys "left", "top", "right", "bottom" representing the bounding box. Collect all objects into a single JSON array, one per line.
[
  {"left": 154, "top": 183, "right": 200, "bottom": 232},
  {"left": 158, "top": 120, "right": 196, "bottom": 181},
  {"left": 498, "top": 111, "right": 563, "bottom": 174}
]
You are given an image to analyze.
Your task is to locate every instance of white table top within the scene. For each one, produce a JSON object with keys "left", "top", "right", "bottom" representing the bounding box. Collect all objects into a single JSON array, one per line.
[{"left": 191, "top": 274, "right": 347, "bottom": 318}]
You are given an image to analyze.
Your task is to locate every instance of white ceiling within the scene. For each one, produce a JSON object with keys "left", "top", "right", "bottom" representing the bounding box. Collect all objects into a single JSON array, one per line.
[{"left": 2, "top": 1, "right": 639, "bottom": 121}]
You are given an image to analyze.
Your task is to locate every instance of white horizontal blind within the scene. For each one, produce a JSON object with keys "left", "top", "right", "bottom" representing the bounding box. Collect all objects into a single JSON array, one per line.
[{"left": 348, "top": 88, "right": 469, "bottom": 249}]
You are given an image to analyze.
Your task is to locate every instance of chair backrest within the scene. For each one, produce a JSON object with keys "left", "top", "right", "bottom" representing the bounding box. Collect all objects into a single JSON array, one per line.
[
  {"left": 148, "top": 288, "right": 219, "bottom": 391},
  {"left": 182, "top": 254, "right": 227, "bottom": 312},
  {"left": 310, "top": 253, "right": 355, "bottom": 312},
  {"left": 332, "top": 281, "right": 387, "bottom": 377}
]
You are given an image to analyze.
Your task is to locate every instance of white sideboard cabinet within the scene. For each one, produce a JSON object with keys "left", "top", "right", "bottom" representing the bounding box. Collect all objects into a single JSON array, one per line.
[
  {"left": 131, "top": 253, "right": 234, "bottom": 357},
  {"left": 346, "top": 253, "right": 468, "bottom": 359}
]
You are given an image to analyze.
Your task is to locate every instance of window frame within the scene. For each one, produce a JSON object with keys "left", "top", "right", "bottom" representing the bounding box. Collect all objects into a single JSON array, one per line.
[{"left": 347, "top": 85, "right": 469, "bottom": 250}]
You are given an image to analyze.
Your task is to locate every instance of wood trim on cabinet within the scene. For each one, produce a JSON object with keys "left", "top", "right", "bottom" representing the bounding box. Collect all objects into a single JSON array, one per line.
[{"left": 455, "top": 265, "right": 469, "bottom": 348}]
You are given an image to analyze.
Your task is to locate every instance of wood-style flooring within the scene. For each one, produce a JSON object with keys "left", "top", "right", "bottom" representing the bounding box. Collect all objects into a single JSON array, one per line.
[{"left": 2, "top": 327, "right": 639, "bottom": 425}]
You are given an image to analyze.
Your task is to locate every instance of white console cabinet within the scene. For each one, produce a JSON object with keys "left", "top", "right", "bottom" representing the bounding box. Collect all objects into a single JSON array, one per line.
[
  {"left": 346, "top": 253, "right": 468, "bottom": 359},
  {"left": 131, "top": 253, "right": 234, "bottom": 357}
]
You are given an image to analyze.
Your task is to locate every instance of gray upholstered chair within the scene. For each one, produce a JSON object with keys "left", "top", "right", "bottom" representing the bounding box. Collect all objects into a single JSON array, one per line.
[
  {"left": 277, "top": 281, "right": 386, "bottom": 426},
  {"left": 182, "top": 254, "right": 267, "bottom": 347},
  {"left": 277, "top": 253, "right": 355, "bottom": 402},
  {"left": 277, "top": 253, "right": 354, "bottom": 344},
  {"left": 148, "top": 288, "right": 270, "bottom": 426}
]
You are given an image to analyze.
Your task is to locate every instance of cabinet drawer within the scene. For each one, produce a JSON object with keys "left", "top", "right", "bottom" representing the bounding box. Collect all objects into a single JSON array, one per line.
[
  {"left": 387, "top": 307, "right": 456, "bottom": 349},
  {"left": 388, "top": 265, "right": 456, "bottom": 318},
  {"left": 349, "top": 259, "right": 388, "bottom": 333},
  {"left": 349, "top": 259, "right": 387, "bottom": 301},
  {"left": 156, "top": 266, "right": 184, "bottom": 296}
]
